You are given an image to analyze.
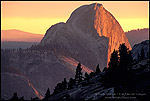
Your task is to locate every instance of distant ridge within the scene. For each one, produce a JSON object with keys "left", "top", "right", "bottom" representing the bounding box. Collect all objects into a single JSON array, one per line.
[
  {"left": 125, "top": 28, "right": 149, "bottom": 47},
  {"left": 1, "top": 41, "right": 39, "bottom": 49},
  {"left": 1, "top": 29, "right": 43, "bottom": 42}
]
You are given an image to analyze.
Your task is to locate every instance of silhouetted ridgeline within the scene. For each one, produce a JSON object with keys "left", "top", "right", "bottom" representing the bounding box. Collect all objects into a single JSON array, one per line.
[
  {"left": 125, "top": 28, "right": 149, "bottom": 47},
  {"left": 1, "top": 41, "right": 39, "bottom": 49}
]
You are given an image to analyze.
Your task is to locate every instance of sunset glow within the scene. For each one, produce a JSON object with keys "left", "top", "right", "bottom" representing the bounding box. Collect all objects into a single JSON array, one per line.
[
  {"left": 27, "top": 79, "right": 44, "bottom": 99},
  {"left": 63, "top": 56, "right": 94, "bottom": 74},
  {"left": 1, "top": 1, "right": 149, "bottom": 35}
]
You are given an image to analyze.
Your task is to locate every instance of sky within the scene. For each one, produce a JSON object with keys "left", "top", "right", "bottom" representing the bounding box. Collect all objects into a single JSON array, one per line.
[{"left": 1, "top": 1, "right": 149, "bottom": 35}]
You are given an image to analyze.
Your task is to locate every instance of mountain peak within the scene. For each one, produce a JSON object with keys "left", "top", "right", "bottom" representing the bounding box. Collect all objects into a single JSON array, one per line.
[
  {"left": 40, "top": 3, "right": 131, "bottom": 69},
  {"left": 65, "top": 3, "right": 131, "bottom": 65},
  {"left": 94, "top": 3, "right": 103, "bottom": 10}
]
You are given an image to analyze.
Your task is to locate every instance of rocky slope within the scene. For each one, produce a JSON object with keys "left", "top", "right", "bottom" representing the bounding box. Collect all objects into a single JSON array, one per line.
[
  {"left": 1, "top": 49, "right": 75, "bottom": 100},
  {"left": 48, "top": 58, "right": 149, "bottom": 101},
  {"left": 132, "top": 40, "right": 149, "bottom": 60}
]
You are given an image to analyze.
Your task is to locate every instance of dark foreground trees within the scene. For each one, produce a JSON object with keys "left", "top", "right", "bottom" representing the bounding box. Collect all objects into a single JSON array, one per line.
[
  {"left": 6, "top": 43, "right": 149, "bottom": 100},
  {"left": 9, "top": 93, "right": 24, "bottom": 101},
  {"left": 68, "top": 78, "right": 75, "bottom": 89},
  {"left": 95, "top": 64, "right": 101, "bottom": 74},
  {"left": 75, "top": 63, "right": 83, "bottom": 85},
  {"left": 102, "top": 43, "right": 135, "bottom": 93},
  {"left": 53, "top": 63, "right": 83, "bottom": 94},
  {"left": 103, "top": 49, "right": 119, "bottom": 86},
  {"left": 44, "top": 88, "right": 50, "bottom": 100}
]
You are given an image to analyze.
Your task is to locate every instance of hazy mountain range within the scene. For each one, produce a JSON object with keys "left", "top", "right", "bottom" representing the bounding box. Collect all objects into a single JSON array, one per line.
[
  {"left": 1, "top": 29, "right": 43, "bottom": 42},
  {"left": 125, "top": 28, "right": 149, "bottom": 47},
  {"left": 1, "top": 29, "right": 43, "bottom": 49},
  {"left": 1, "top": 28, "right": 149, "bottom": 49},
  {"left": 1, "top": 41, "right": 39, "bottom": 49}
]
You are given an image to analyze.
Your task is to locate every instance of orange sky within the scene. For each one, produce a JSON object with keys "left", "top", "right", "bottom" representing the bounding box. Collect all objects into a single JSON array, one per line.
[{"left": 1, "top": 1, "right": 149, "bottom": 35}]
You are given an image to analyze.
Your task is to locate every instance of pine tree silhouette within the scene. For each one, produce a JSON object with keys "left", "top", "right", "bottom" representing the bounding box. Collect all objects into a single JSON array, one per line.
[
  {"left": 91, "top": 72, "right": 96, "bottom": 78},
  {"left": 84, "top": 72, "right": 90, "bottom": 85},
  {"left": 119, "top": 43, "right": 129, "bottom": 70},
  {"left": 95, "top": 64, "right": 101, "bottom": 74},
  {"left": 10, "top": 93, "right": 19, "bottom": 101},
  {"left": 75, "top": 63, "right": 83, "bottom": 85},
  {"left": 102, "top": 67, "right": 107, "bottom": 72},
  {"left": 19, "top": 96, "right": 24, "bottom": 101},
  {"left": 53, "top": 78, "right": 68, "bottom": 94},
  {"left": 45, "top": 88, "right": 50, "bottom": 100},
  {"left": 68, "top": 78, "right": 75, "bottom": 89},
  {"left": 62, "top": 78, "right": 67, "bottom": 90},
  {"left": 108, "top": 49, "right": 119, "bottom": 71},
  {"left": 53, "top": 83, "right": 62, "bottom": 94},
  {"left": 127, "top": 50, "right": 133, "bottom": 70},
  {"left": 105, "top": 49, "right": 119, "bottom": 86},
  {"left": 102, "top": 44, "right": 134, "bottom": 87},
  {"left": 118, "top": 43, "right": 133, "bottom": 86}
]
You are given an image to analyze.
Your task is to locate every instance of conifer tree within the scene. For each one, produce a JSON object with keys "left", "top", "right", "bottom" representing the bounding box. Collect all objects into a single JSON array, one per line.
[
  {"left": 75, "top": 63, "right": 83, "bottom": 85},
  {"left": 19, "top": 96, "right": 24, "bottom": 101},
  {"left": 105, "top": 49, "right": 119, "bottom": 86},
  {"left": 53, "top": 83, "right": 62, "bottom": 94},
  {"left": 84, "top": 72, "right": 90, "bottom": 84},
  {"left": 108, "top": 49, "right": 119, "bottom": 71},
  {"left": 84, "top": 72, "right": 89, "bottom": 79},
  {"left": 127, "top": 50, "right": 133, "bottom": 70},
  {"left": 62, "top": 78, "right": 67, "bottom": 90},
  {"left": 119, "top": 43, "right": 129, "bottom": 70},
  {"left": 45, "top": 88, "right": 50, "bottom": 100},
  {"left": 118, "top": 43, "right": 133, "bottom": 85},
  {"left": 10, "top": 93, "right": 19, "bottom": 101},
  {"left": 68, "top": 78, "right": 75, "bottom": 89},
  {"left": 102, "top": 67, "right": 107, "bottom": 72},
  {"left": 96, "top": 64, "right": 101, "bottom": 74},
  {"left": 89, "top": 72, "right": 95, "bottom": 78}
]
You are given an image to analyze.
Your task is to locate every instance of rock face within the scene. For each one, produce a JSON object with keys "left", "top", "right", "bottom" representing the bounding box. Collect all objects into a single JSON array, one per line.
[
  {"left": 132, "top": 40, "right": 149, "bottom": 60},
  {"left": 40, "top": 3, "right": 131, "bottom": 69}
]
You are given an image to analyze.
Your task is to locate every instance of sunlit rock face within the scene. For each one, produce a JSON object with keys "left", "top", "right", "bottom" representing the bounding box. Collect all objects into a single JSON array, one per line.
[
  {"left": 67, "top": 3, "right": 131, "bottom": 65},
  {"left": 93, "top": 3, "right": 131, "bottom": 65},
  {"left": 40, "top": 3, "right": 131, "bottom": 70}
]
